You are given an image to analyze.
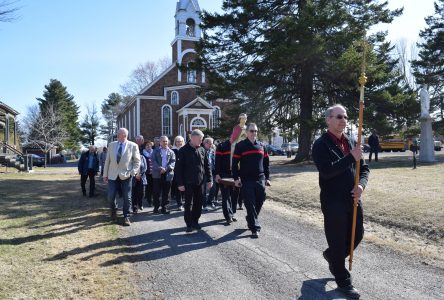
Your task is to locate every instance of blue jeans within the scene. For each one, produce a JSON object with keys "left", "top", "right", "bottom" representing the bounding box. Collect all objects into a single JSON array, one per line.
[{"left": 108, "top": 177, "right": 132, "bottom": 218}]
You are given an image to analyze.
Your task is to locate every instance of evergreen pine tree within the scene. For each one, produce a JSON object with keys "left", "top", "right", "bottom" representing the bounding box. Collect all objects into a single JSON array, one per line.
[
  {"left": 36, "top": 79, "right": 80, "bottom": 150},
  {"left": 198, "top": 0, "right": 404, "bottom": 161}
]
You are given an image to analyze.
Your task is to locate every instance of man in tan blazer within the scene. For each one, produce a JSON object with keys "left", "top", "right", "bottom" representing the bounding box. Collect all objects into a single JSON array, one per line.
[{"left": 103, "top": 128, "right": 141, "bottom": 226}]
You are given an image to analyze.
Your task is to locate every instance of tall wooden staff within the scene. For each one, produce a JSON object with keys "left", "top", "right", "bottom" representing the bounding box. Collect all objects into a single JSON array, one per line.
[{"left": 349, "top": 37, "right": 367, "bottom": 271}]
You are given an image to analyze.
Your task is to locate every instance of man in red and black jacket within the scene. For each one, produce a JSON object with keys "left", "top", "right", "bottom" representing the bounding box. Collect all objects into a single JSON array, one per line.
[
  {"left": 232, "top": 123, "right": 270, "bottom": 238},
  {"left": 215, "top": 139, "right": 238, "bottom": 224},
  {"left": 312, "top": 104, "right": 369, "bottom": 299}
]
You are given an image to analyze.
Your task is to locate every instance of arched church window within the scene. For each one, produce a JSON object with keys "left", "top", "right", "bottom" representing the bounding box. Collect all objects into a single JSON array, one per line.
[
  {"left": 175, "top": 20, "right": 179, "bottom": 35},
  {"left": 191, "top": 117, "right": 206, "bottom": 131},
  {"left": 161, "top": 105, "right": 172, "bottom": 136},
  {"left": 187, "top": 63, "right": 197, "bottom": 83},
  {"left": 171, "top": 91, "right": 179, "bottom": 105},
  {"left": 186, "top": 18, "right": 195, "bottom": 37}
]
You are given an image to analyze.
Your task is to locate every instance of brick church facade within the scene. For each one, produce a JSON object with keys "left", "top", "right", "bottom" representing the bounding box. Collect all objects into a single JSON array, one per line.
[{"left": 117, "top": 0, "right": 232, "bottom": 141}]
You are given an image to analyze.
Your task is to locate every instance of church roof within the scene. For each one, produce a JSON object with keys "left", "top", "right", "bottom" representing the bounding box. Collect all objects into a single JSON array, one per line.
[
  {"left": 137, "top": 63, "right": 176, "bottom": 96},
  {"left": 176, "top": 0, "right": 200, "bottom": 12},
  {"left": 176, "top": 97, "right": 213, "bottom": 113}
]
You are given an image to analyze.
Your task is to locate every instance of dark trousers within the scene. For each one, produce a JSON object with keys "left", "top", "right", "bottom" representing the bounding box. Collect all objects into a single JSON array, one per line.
[
  {"left": 171, "top": 178, "right": 184, "bottom": 206},
  {"left": 220, "top": 184, "right": 237, "bottom": 221},
  {"left": 184, "top": 184, "right": 204, "bottom": 227},
  {"left": 321, "top": 202, "right": 364, "bottom": 288},
  {"left": 145, "top": 173, "right": 153, "bottom": 205},
  {"left": 208, "top": 176, "right": 220, "bottom": 205},
  {"left": 203, "top": 175, "right": 218, "bottom": 207},
  {"left": 369, "top": 149, "right": 378, "bottom": 162},
  {"left": 132, "top": 180, "right": 145, "bottom": 210},
  {"left": 233, "top": 187, "right": 243, "bottom": 208},
  {"left": 241, "top": 180, "right": 266, "bottom": 233},
  {"left": 153, "top": 175, "right": 171, "bottom": 210},
  {"left": 80, "top": 169, "right": 95, "bottom": 196},
  {"left": 108, "top": 177, "right": 132, "bottom": 218}
]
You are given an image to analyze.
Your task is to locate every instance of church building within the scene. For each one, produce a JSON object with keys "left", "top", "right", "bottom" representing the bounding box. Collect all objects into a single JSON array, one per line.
[{"left": 117, "top": 0, "right": 232, "bottom": 141}]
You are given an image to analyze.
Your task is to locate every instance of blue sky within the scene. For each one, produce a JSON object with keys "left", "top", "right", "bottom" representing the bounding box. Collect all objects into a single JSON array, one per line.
[{"left": 0, "top": 0, "right": 437, "bottom": 120}]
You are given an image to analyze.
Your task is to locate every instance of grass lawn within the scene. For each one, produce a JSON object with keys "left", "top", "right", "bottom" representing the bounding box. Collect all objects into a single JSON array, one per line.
[
  {"left": 0, "top": 166, "right": 135, "bottom": 300},
  {"left": 267, "top": 152, "right": 444, "bottom": 263}
]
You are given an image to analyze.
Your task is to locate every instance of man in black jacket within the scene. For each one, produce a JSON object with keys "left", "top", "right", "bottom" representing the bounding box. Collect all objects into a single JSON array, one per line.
[
  {"left": 368, "top": 130, "right": 380, "bottom": 162},
  {"left": 176, "top": 129, "right": 212, "bottom": 232},
  {"left": 232, "top": 123, "right": 270, "bottom": 238},
  {"left": 215, "top": 139, "right": 237, "bottom": 224},
  {"left": 312, "top": 104, "right": 369, "bottom": 299},
  {"left": 78, "top": 145, "right": 99, "bottom": 197}
]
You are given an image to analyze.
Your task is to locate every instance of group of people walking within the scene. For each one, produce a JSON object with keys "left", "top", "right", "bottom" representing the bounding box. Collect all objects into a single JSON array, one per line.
[
  {"left": 78, "top": 104, "right": 369, "bottom": 299},
  {"left": 85, "top": 124, "right": 269, "bottom": 237}
]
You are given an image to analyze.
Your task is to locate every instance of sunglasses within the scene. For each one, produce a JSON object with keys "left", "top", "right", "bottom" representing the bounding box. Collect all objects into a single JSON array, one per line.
[
  {"left": 331, "top": 114, "right": 348, "bottom": 120},
  {"left": 249, "top": 130, "right": 258, "bottom": 133}
]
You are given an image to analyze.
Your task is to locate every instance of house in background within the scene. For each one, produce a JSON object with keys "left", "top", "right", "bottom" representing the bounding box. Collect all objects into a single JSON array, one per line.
[{"left": 0, "top": 101, "right": 20, "bottom": 149}]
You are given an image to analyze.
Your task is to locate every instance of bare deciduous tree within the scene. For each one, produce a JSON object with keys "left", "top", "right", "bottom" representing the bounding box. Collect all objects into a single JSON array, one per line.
[
  {"left": 22, "top": 104, "right": 69, "bottom": 167},
  {"left": 395, "top": 39, "right": 418, "bottom": 90},
  {"left": 0, "top": 0, "right": 19, "bottom": 22},
  {"left": 120, "top": 56, "right": 171, "bottom": 96}
]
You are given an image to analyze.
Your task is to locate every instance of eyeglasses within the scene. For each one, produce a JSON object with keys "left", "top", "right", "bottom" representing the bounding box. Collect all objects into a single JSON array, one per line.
[
  {"left": 330, "top": 114, "right": 348, "bottom": 120},
  {"left": 249, "top": 130, "right": 258, "bottom": 133}
]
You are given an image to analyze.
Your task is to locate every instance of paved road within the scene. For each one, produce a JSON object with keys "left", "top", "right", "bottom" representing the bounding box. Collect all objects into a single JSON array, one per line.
[{"left": 120, "top": 201, "right": 443, "bottom": 300}]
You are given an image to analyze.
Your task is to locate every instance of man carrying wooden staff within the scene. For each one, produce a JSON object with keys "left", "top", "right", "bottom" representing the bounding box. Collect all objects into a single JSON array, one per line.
[{"left": 312, "top": 104, "right": 370, "bottom": 299}]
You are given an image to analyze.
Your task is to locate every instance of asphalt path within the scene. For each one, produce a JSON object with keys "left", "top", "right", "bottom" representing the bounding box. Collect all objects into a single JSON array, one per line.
[{"left": 119, "top": 200, "right": 443, "bottom": 300}]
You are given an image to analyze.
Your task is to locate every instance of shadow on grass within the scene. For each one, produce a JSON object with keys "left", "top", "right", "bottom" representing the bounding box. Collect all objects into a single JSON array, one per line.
[
  {"left": 45, "top": 218, "right": 249, "bottom": 265},
  {"left": 0, "top": 178, "right": 111, "bottom": 245},
  {"left": 271, "top": 152, "right": 444, "bottom": 174},
  {"left": 366, "top": 152, "right": 444, "bottom": 170}
]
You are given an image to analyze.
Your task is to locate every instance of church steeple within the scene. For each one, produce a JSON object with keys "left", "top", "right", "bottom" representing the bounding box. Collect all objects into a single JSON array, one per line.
[
  {"left": 172, "top": 0, "right": 202, "bottom": 82},
  {"left": 174, "top": 0, "right": 201, "bottom": 40}
]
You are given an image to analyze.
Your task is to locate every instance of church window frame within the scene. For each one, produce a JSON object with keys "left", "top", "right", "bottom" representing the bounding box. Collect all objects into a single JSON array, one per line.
[
  {"left": 161, "top": 104, "right": 172, "bottom": 136},
  {"left": 171, "top": 91, "right": 179, "bottom": 105},
  {"left": 187, "top": 62, "right": 197, "bottom": 83},
  {"left": 190, "top": 116, "right": 207, "bottom": 131}
]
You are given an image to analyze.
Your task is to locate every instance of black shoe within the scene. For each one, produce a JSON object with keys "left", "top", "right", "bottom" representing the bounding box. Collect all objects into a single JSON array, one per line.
[
  {"left": 139, "top": 206, "right": 144, "bottom": 211},
  {"left": 161, "top": 208, "right": 170, "bottom": 215},
  {"left": 123, "top": 217, "right": 131, "bottom": 226},
  {"left": 133, "top": 207, "right": 138, "bottom": 214},
  {"left": 193, "top": 223, "right": 201, "bottom": 230},
  {"left": 186, "top": 226, "right": 193, "bottom": 233},
  {"left": 337, "top": 285, "right": 360, "bottom": 299},
  {"left": 231, "top": 217, "right": 237, "bottom": 222},
  {"left": 323, "top": 250, "right": 334, "bottom": 275},
  {"left": 153, "top": 208, "right": 160, "bottom": 214},
  {"left": 238, "top": 206, "right": 243, "bottom": 210},
  {"left": 251, "top": 231, "right": 259, "bottom": 238},
  {"left": 110, "top": 210, "right": 117, "bottom": 221},
  {"left": 226, "top": 218, "right": 232, "bottom": 225}
]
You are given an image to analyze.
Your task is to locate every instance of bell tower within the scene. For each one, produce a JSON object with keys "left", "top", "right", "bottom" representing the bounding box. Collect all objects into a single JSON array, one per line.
[{"left": 172, "top": 0, "right": 202, "bottom": 82}]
